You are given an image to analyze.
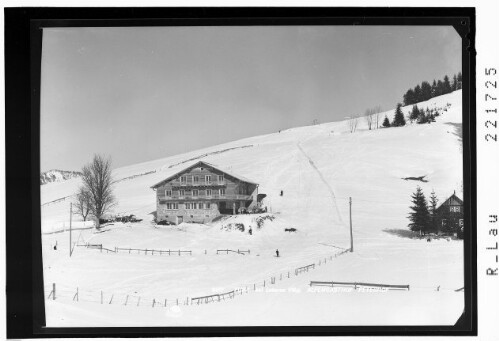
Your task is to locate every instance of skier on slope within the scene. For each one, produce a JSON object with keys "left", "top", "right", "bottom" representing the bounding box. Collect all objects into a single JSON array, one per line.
[{"left": 276, "top": 249, "right": 280, "bottom": 257}]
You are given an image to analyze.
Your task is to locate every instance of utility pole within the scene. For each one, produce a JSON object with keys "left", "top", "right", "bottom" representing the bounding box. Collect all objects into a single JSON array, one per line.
[
  {"left": 349, "top": 197, "right": 353, "bottom": 252},
  {"left": 69, "top": 202, "right": 73, "bottom": 257}
]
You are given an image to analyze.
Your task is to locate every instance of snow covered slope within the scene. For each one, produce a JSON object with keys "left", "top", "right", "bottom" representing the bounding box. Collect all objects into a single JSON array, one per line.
[
  {"left": 40, "top": 169, "right": 82, "bottom": 185},
  {"left": 41, "top": 90, "right": 463, "bottom": 236},
  {"left": 40, "top": 90, "right": 464, "bottom": 326}
]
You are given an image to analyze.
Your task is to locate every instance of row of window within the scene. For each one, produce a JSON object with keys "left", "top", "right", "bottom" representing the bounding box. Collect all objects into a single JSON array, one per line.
[
  {"left": 180, "top": 175, "right": 224, "bottom": 183},
  {"left": 165, "top": 202, "right": 212, "bottom": 210},
  {"left": 442, "top": 218, "right": 464, "bottom": 226},
  {"left": 165, "top": 189, "right": 225, "bottom": 197}
]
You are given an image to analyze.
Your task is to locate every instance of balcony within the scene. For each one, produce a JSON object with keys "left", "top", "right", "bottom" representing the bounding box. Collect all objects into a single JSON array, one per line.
[
  {"left": 158, "top": 194, "right": 253, "bottom": 201},
  {"left": 175, "top": 181, "right": 226, "bottom": 187}
]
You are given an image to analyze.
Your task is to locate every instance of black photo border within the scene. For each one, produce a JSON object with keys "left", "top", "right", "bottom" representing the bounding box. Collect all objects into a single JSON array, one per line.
[{"left": 5, "top": 7, "right": 476, "bottom": 338}]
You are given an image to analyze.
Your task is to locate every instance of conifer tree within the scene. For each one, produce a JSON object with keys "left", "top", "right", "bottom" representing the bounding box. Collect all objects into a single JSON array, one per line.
[
  {"left": 452, "top": 74, "right": 458, "bottom": 91},
  {"left": 403, "top": 89, "right": 416, "bottom": 106},
  {"left": 414, "top": 84, "right": 422, "bottom": 103},
  {"left": 392, "top": 103, "right": 406, "bottom": 127},
  {"left": 417, "top": 108, "right": 427, "bottom": 124},
  {"left": 431, "top": 80, "right": 438, "bottom": 97},
  {"left": 408, "top": 186, "right": 431, "bottom": 234},
  {"left": 443, "top": 75, "right": 452, "bottom": 94},
  {"left": 457, "top": 72, "right": 462, "bottom": 89},
  {"left": 436, "top": 80, "right": 444, "bottom": 96},
  {"left": 382, "top": 115, "right": 391, "bottom": 128},
  {"left": 421, "top": 81, "right": 432, "bottom": 101},
  {"left": 409, "top": 105, "right": 419, "bottom": 123},
  {"left": 428, "top": 190, "right": 439, "bottom": 233}
]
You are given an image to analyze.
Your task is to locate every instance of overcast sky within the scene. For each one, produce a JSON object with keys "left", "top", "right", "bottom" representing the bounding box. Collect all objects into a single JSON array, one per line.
[{"left": 40, "top": 26, "right": 461, "bottom": 172}]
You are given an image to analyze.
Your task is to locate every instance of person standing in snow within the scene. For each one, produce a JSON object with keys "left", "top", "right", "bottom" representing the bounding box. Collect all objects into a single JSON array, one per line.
[
  {"left": 276, "top": 249, "right": 279, "bottom": 257},
  {"left": 249, "top": 227, "right": 252, "bottom": 235}
]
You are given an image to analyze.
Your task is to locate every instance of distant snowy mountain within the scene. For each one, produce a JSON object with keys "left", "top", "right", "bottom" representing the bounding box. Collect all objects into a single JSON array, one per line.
[{"left": 40, "top": 169, "right": 82, "bottom": 185}]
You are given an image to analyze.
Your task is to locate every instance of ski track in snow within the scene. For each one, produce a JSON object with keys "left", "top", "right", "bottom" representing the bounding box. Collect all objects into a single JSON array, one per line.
[{"left": 296, "top": 141, "right": 344, "bottom": 224}]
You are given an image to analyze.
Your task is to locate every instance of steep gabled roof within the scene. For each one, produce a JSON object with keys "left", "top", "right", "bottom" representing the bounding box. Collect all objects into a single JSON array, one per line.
[
  {"left": 150, "top": 161, "right": 258, "bottom": 189},
  {"left": 436, "top": 192, "right": 463, "bottom": 210}
]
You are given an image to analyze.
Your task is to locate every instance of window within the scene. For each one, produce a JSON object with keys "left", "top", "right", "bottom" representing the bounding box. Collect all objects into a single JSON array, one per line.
[
  {"left": 206, "top": 189, "right": 212, "bottom": 197},
  {"left": 205, "top": 175, "right": 211, "bottom": 183},
  {"left": 166, "top": 203, "right": 178, "bottom": 210},
  {"left": 185, "top": 203, "right": 191, "bottom": 209},
  {"left": 218, "top": 175, "right": 224, "bottom": 182},
  {"left": 180, "top": 176, "right": 187, "bottom": 183},
  {"left": 193, "top": 176, "right": 199, "bottom": 183},
  {"left": 441, "top": 219, "right": 447, "bottom": 227},
  {"left": 206, "top": 202, "right": 211, "bottom": 209},
  {"left": 450, "top": 206, "right": 460, "bottom": 213},
  {"left": 192, "top": 203, "right": 197, "bottom": 209},
  {"left": 165, "top": 190, "right": 172, "bottom": 197},
  {"left": 239, "top": 186, "right": 246, "bottom": 195},
  {"left": 179, "top": 189, "right": 185, "bottom": 197},
  {"left": 193, "top": 189, "right": 199, "bottom": 197},
  {"left": 220, "top": 189, "right": 225, "bottom": 196},
  {"left": 199, "top": 203, "right": 204, "bottom": 209},
  {"left": 459, "top": 219, "right": 464, "bottom": 227}
]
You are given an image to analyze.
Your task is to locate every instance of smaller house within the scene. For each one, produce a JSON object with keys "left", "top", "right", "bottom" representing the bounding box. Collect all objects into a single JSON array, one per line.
[{"left": 436, "top": 191, "right": 463, "bottom": 234}]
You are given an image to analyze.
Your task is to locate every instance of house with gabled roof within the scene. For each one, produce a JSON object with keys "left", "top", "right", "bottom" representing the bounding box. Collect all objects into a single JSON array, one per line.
[
  {"left": 151, "top": 161, "right": 259, "bottom": 224},
  {"left": 436, "top": 191, "right": 464, "bottom": 234}
]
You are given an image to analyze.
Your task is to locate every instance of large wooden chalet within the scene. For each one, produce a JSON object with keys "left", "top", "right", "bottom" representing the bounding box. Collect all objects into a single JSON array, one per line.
[
  {"left": 151, "top": 161, "right": 259, "bottom": 224},
  {"left": 436, "top": 192, "right": 464, "bottom": 234}
]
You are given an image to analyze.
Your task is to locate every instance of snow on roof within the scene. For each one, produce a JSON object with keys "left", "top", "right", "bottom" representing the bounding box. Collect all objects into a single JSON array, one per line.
[{"left": 150, "top": 160, "right": 258, "bottom": 188}]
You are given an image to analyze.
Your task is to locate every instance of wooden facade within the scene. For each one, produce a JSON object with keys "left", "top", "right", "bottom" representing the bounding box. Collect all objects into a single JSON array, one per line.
[
  {"left": 151, "top": 161, "right": 259, "bottom": 224},
  {"left": 436, "top": 192, "right": 464, "bottom": 234}
]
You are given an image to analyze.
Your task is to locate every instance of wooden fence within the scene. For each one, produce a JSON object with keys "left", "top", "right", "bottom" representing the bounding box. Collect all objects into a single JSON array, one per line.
[
  {"left": 191, "top": 290, "right": 235, "bottom": 305},
  {"left": 216, "top": 249, "right": 250, "bottom": 255},
  {"left": 115, "top": 247, "right": 192, "bottom": 256},
  {"left": 295, "top": 264, "right": 315, "bottom": 275},
  {"left": 309, "top": 281, "right": 410, "bottom": 291}
]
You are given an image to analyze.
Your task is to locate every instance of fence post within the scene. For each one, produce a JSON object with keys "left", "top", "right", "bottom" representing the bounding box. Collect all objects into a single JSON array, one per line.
[
  {"left": 165, "top": 299, "right": 167, "bottom": 307},
  {"left": 264, "top": 280, "right": 266, "bottom": 287},
  {"left": 152, "top": 299, "right": 155, "bottom": 307},
  {"left": 53, "top": 283, "right": 56, "bottom": 300},
  {"left": 178, "top": 250, "right": 180, "bottom": 256},
  {"left": 100, "top": 245, "right": 102, "bottom": 253},
  {"left": 176, "top": 298, "right": 179, "bottom": 305},
  {"left": 205, "top": 249, "right": 207, "bottom": 254},
  {"left": 115, "top": 246, "right": 117, "bottom": 253},
  {"left": 254, "top": 283, "right": 256, "bottom": 291},
  {"left": 145, "top": 249, "right": 147, "bottom": 255},
  {"left": 288, "top": 271, "right": 290, "bottom": 278},
  {"left": 129, "top": 248, "right": 131, "bottom": 254}
]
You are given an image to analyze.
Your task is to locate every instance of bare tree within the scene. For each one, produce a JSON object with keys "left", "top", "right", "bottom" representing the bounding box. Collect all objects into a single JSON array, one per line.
[
  {"left": 364, "top": 108, "right": 374, "bottom": 130},
  {"left": 74, "top": 187, "right": 92, "bottom": 221},
  {"left": 373, "top": 105, "right": 383, "bottom": 129},
  {"left": 348, "top": 114, "right": 359, "bottom": 133},
  {"left": 81, "top": 154, "right": 116, "bottom": 229}
]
